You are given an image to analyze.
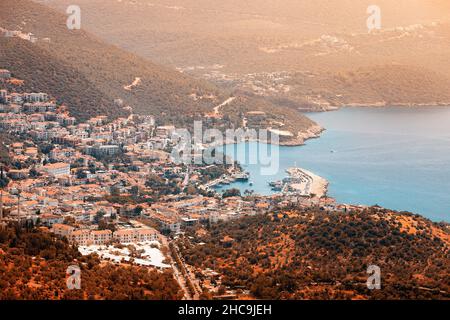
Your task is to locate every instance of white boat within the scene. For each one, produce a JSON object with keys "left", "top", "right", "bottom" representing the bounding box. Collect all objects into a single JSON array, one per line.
[{"left": 233, "top": 172, "right": 250, "bottom": 181}]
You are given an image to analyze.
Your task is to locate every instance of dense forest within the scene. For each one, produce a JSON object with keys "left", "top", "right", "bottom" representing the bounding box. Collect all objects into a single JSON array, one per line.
[
  {"left": 178, "top": 208, "right": 450, "bottom": 299},
  {"left": 0, "top": 225, "right": 183, "bottom": 300}
]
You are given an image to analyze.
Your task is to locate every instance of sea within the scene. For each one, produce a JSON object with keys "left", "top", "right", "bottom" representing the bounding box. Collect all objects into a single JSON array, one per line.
[{"left": 215, "top": 107, "right": 450, "bottom": 222}]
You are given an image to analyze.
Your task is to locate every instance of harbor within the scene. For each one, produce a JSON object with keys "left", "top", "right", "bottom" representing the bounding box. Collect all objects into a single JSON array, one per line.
[
  {"left": 215, "top": 107, "right": 450, "bottom": 222},
  {"left": 204, "top": 171, "right": 250, "bottom": 190},
  {"left": 279, "top": 167, "right": 328, "bottom": 198},
  {"left": 213, "top": 163, "right": 328, "bottom": 199}
]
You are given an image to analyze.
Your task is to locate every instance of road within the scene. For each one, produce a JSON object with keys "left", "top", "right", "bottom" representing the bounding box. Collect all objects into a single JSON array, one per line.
[
  {"left": 213, "top": 97, "right": 236, "bottom": 115},
  {"left": 160, "top": 235, "right": 193, "bottom": 300}
]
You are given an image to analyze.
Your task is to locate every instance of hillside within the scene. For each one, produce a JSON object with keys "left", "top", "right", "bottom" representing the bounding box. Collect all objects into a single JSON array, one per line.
[
  {"left": 38, "top": 0, "right": 450, "bottom": 109},
  {"left": 0, "top": 37, "right": 128, "bottom": 121},
  {"left": 0, "top": 225, "right": 183, "bottom": 300},
  {"left": 177, "top": 207, "right": 450, "bottom": 299},
  {"left": 0, "top": 0, "right": 316, "bottom": 135},
  {"left": 37, "top": 0, "right": 450, "bottom": 72},
  {"left": 0, "top": 0, "right": 225, "bottom": 123},
  {"left": 330, "top": 65, "right": 450, "bottom": 105},
  {"left": 284, "top": 65, "right": 450, "bottom": 108}
]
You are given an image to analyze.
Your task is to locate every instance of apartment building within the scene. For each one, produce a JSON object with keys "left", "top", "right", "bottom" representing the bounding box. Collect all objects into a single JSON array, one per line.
[
  {"left": 113, "top": 228, "right": 159, "bottom": 243},
  {"left": 70, "top": 229, "right": 91, "bottom": 246},
  {"left": 42, "top": 163, "right": 71, "bottom": 177},
  {"left": 86, "top": 145, "right": 120, "bottom": 157},
  {"left": 90, "top": 230, "right": 113, "bottom": 245},
  {"left": 52, "top": 223, "right": 75, "bottom": 238},
  {"left": 23, "top": 92, "right": 49, "bottom": 103},
  {"left": 52, "top": 225, "right": 159, "bottom": 245},
  {"left": 0, "top": 69, "right": 11, "bottom": 79}
]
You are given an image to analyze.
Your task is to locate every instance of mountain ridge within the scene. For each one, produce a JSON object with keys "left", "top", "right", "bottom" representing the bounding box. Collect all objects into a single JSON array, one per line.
[
  {"left": 0, "top": 0, "right": 315, "bottom": 136},
  {"left": 36, "top": 0, "right": 450, "bottom": 110},
  {"left": 0, "top": 0, "right": 225, "bottom": 123}
]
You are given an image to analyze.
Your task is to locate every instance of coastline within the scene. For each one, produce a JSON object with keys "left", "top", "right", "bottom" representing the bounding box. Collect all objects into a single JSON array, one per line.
[
  {"left": 322, "top": 102, "right": 450, "bottom": 109},
  {"left": 212, "top": 105, "right": 450, "bottom": 218},
  {"left": 281, "top": 124, "right": 324, "bottom": 146},
  {"left": 284, "top": 167, "right": 329, "bottom": 199},
  {"left": 211, "top": 122, "right": 330, "bottom": 199},
  {"left": 296, "top": 167, "right": 329, "bottom": 199},
  {"left": 209, "top": 123, "right": 326, "bottom": 148}
]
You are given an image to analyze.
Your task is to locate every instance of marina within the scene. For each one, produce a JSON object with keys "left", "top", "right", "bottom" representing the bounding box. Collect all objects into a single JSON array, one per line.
[{"left": 214, "top": 107, "right": 450, "bottom": 222}]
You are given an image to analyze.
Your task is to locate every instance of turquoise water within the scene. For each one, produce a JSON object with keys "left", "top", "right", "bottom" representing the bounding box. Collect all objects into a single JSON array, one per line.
[{"left": 216, "top": 107, "right": 450, "bottom": 222}]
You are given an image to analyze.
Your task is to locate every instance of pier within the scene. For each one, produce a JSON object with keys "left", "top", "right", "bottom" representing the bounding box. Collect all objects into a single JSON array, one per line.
[{"left": 269, "top": 167, "right": 328, "bottom": 198}]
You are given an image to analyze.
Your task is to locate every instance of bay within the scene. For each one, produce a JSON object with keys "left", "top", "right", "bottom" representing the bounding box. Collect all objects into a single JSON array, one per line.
[{"left": 216, "top": 107, "right": 450, "bottom": 222}]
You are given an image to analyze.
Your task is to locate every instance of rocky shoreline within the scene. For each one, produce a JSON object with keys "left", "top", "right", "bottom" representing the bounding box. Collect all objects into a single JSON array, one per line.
[{"left": 279, "top": 124, "right": 324, "bottom": 146}]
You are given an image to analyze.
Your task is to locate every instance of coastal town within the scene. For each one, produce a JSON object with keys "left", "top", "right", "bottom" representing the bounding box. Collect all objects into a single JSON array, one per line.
[
  {"left": 0, "top": 67, "right": 377, "bottom": 299},
  {"left": 1, "top": 0, "right": 450, "bottom": 306}
]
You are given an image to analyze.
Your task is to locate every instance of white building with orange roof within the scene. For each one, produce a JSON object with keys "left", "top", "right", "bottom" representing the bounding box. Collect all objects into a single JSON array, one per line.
[
  {"left": 7, "top": 169, "right": 29, "bottom": 180},
  {"left": 113, "top": 228, "right": 159, "bottom": 244},
  {"left": 11, "top": 142, "right": 24, "bottom": 154},
  {"left": 0, "top": 69, "right": 11, "bottom": 79},
  {"left": 113, "top": 229, "right": 135, "bottom": 243},
  {"left": 90, "top": 230, "right": 113, "bottom": 245},
  {"left": 70, "top": 229, "right": 91, "bottom": 246},
  {"left": 41, "top": 162, "right": 70, "bottom": 177},
  {"left": 52, "top": 223, "right": 75, "bottom": 238},
  {"left": 24, "top": 147, "right": 38, "bottom": 158},
  {"left": 136, "top": 228, "right": 159, "bottom": 242},
  {"left": 71, "top": 210, "right": 91, "bottom": 222}
]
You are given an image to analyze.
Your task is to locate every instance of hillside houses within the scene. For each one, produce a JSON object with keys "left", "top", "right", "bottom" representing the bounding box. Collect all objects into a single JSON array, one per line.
[
  {"left": 0, "top": 69, "right": 11, "bottom": 79},
  {"left": 0, "top": 69, "right": 339, "bottom": 264},
  {"left": 41, "top": 162, "right": 71, "bottom": 177}
]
